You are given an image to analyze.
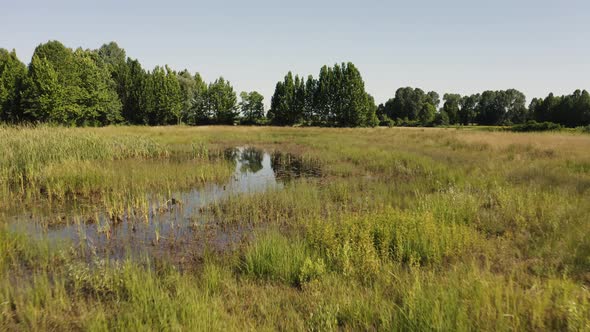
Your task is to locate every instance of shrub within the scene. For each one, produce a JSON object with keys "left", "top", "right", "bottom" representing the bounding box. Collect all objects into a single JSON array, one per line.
[
  {"left": 433, "top": 111, "right": 450, "bottom": 126},
  {"left": 379, "top": 115, "right": 395, "bottom": 127},
  {"left": 510, "top": 121, "right": 562, "bottom": 132}
]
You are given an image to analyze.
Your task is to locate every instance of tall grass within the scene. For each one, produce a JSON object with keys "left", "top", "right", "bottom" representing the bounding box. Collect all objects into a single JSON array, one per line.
[
  {"left": 0, "top": 126, "right": 233, "bottom": 212},
  {"left": 1, "top": 125, "right": 590, "bottom": 330},
  {"left": 241, "top": 231, "right": 317, "bottom": 286}
]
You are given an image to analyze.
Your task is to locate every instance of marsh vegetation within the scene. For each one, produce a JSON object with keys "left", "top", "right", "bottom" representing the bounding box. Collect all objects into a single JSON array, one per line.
[{"left": 1, "top": 125, "right": 589, "bottom": 331}]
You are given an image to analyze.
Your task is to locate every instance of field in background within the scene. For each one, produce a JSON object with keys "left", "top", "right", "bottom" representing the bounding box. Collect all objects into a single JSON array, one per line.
[{"left": 1, "top": 125, "right": 589, "bottom": 331}]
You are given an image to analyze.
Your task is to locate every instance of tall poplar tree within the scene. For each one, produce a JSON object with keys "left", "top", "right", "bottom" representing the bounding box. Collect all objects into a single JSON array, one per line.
[
  {"left": 97, "top": 42, "right": 128, "bottom": 118},
  {"left": 207, "top": 77, "right": 237, "bottom": 124},
  {"left": 269, "top": 63, "right": 376, "bottom": 127},
  {"left": 190, "top": 73, "right": 209, "bottom": 124},
  {"left": 268, "top": 72, "right": 296, "bottom": 125},
  {"left": 71, "top": 49, "right": 122, "bottom": 125},
  {"left": 0, "top": 49, "right": 27, "bottom": 122},
  {"left": 121, "top": 58, "right": 147, "bottom": 124},
  {"left": 145, "top": 66, "right": 182, "bottom": 125},
  {"left": 20, "top": 55, "right": 64, "bottom": 123},
  {"left": 442, "top": 93, "right": 461, "bottom": 124},
  {"left": 165, "top": 66, "right": 183, "bottom": 124},
  {"left": 458, "top": 94, "right": 480, "bottom": 125},
  {"left": 177, "top": 69, "right": 196, "bottom": 124},
  {"left": 304, "top": 75, "right": 318, "bottom": 123}
]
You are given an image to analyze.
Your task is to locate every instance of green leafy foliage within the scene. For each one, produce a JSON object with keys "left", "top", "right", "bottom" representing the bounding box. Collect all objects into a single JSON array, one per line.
[
  {"left": 529, "top": 90, "right": 590, "bottom": 127},
  {"left": 268, "top": 63, "right": 377, "bottom": 127},
  {"left": 239, "top": 91, "right": 265, "bottom": 124},
  {"left": 383, "top": 87, "right": 439, "bottom": 126},
  {"left": 20, "top": 41, "right": 122, "bottom": 125},
  {"left": 0, "top": 49, "right": 27, "bottom": 122},
  {"left": 2, "top": 40, "right": 590, "bottom": 128},
  {"left": 206, "top": 77, "right": 238, "bottom": 124},
  {"left": 1, "top": 126, "right": 590, "bottom": 330},
  {"left": 510, "top": 120, "right": 562, "bottom": 132},
  {"left": 143, "top": 65, "right": 182, "bottom": 125}
]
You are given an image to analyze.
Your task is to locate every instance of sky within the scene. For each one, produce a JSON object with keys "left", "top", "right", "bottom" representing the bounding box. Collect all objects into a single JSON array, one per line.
[{"left": 1, "top": 0, "right": 589, "bottom": 106}]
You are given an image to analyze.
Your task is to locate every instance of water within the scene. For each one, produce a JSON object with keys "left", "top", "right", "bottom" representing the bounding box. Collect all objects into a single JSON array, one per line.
[{"left": 5, "top": 147, "right": 321, "bottom": 266}]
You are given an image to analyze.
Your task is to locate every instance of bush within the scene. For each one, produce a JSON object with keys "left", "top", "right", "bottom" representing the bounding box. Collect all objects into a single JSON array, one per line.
[
  {"left": 397, "top": 118, "right": 421, "bottom": 127},
  {"left": 510, "top": 121, "right": 562, "bottom": 132},
  {"left": 379, "top": 115, "right": 395, "bottom": 127},
  {"left": 433, "top": 111, "right": 450, "bottom": 126}
]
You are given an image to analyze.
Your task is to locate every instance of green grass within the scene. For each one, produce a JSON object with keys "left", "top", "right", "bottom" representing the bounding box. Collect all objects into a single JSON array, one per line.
[
  {"left": 241, "top": 231, "right": 320, "bottom": 286},
  {"left": 1, "top": 125, "right": 590, "bottom": 331},
  {"left": 0, "top": 126, "right": 234, "bottom": 213}
]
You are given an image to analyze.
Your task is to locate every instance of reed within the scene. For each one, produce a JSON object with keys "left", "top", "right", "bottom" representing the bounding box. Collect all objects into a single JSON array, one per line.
[{"left": 1, "top": 125, "right": 589, "bottom": 331}]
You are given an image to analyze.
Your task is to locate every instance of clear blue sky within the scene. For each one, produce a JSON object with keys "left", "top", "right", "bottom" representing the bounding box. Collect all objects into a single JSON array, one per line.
[{"left": 1, "top": 0, "right": 588, "bottom": 106}]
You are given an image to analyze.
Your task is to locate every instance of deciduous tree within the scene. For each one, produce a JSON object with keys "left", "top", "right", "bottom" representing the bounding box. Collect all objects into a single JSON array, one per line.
[
  {"left": 239, "top": 91, "right": 264, "bottom": 124},
  {"left": 0, "top": 49, "right": 27, "bottom": 122}
]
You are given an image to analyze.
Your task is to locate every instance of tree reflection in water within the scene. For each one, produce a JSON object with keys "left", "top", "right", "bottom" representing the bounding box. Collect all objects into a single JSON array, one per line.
[
  {"left": 223, "top": 147, "right": 321, "bottom": 180},
  {"left": 271, "top": 151, "right": 321, "bottom": 181},
  {"left": 239, "top": 147, "right": 264, "bottom": 173}
]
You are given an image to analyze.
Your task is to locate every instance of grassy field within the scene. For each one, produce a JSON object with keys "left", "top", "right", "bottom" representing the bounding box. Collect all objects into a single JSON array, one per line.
[{"left": 1, "top": 125, "right": 589, "bottom": 331}]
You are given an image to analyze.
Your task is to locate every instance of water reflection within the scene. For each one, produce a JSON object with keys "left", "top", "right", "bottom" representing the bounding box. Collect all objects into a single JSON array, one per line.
[
  {"left": 6, "top": 147, "right": 321, "bottom": 266},
  {"left": 239, "top": 147, "right": 264, "bottom": 174},
  {"left": 271, "top": 151, "right": 322, "bottom": 181}
]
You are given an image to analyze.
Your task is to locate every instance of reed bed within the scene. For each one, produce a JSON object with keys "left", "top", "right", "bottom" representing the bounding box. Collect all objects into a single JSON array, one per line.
[{"left": 1, "top": 125, "right": 589, "bottom": 331}]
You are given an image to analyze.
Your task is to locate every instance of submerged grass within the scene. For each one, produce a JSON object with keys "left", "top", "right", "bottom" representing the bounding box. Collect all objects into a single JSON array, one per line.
[{"left": 1, "top": 125, "right": 590, "bottom": 331}]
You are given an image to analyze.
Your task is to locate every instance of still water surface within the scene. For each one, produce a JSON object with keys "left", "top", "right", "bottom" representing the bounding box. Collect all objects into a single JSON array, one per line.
[{"left": 6, "top": 147, "right": 320, "bottom": 265}]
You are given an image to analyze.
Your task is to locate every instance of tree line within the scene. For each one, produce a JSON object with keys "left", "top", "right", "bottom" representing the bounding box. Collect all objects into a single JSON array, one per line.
[
  {"left": 1, "top": 40, "right": 589, "bottom": 128},
  {"left": 0, "top": 41, "right": 262, "bottom": 126},
  {"left": 376, "top": 88, "right": 590, "bottom": 127},
  {"left": 267, "top": 63, "right": 378, "bottom": 127}
]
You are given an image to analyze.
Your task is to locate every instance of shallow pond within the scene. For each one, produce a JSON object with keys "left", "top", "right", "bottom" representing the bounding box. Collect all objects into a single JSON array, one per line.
[{"left": 4, "top": 147, "right": 321, "bottom": 266}]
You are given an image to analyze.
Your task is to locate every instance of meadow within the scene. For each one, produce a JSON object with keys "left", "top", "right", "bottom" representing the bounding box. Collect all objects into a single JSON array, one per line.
[{"left": 0, "top": 125, "right": 589, "bottom": 331}]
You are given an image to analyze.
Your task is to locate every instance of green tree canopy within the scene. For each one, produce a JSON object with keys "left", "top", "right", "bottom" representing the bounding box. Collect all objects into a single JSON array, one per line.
[
  {"left": 97, "top": 42, "right": 128, "bottom": 119},
  {"left": 530, "top": 90, "right": 590, "bottom": 127},
  {"left": 189, "top": 73, "right": 209, "bottom": 125},
  {"left": 269, "top": 63, "right": 376, "bottom": 127},
  {"left": 442, "top": 93, "right": 461, "bottom": 124},
  {"left": 71, "top": 49, "right": 122, "bottom": 125},
  {"left": 5, "top": 40, "right": 590, "bottom": 128},
  {"left": 434, "top": 109, "right": 450, "bottom": 126},
  {"left": 239, "top": 91, "right": 265, "bottom": 124},
  {"left": 120, "top": 58, "right": 147, "bottom": 124},
  {"left": 21, "top": 43, "right": 121, "bottom": 125},
  {"left": 0, "top": 49, "right": 27, "bottom": 122},
  {"left": 97, "top": 42, "right": 126, "bottom": 68},
  {"left": 207, "top": 77, "right": 237, "bottom": 125},
  {"left": 144, "top": 66, "right": 182, "bottom": 125},
  {"left": 20, "top": 55, "right": 64, "bottom": 123},
  {"left": 459, "top": 94, "right": 480, "bottom": 125},
  {"left": 475, "top": 89, "right": 527, "bottom": 125},
  {"left": 177, "top": 69, "right": 197, "bottom": 124},
  {"left": 418, "top": 103, "right": 436, "bottom": 126},
  {"left": 384, "top": 87, "right": 438, "bottom": 125},
  {"left": 268, "top": 72, "right": 297, "bottom": 125}
]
